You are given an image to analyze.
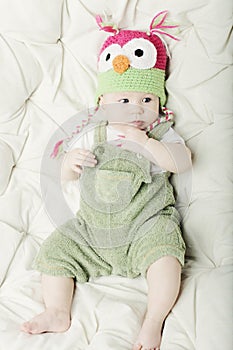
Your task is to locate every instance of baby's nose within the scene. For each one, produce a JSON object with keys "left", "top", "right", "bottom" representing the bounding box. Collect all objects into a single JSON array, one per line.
[
  {"left": 129, "top": 104, "right": 144, "bottom": 116},
  {"left": 112, "top": 55, "right": 130, "bottom": 74}
]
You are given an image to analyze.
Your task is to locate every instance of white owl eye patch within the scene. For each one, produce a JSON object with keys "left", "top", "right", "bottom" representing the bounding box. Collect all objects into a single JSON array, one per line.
[{"left": 98, "top": 38, "right": 157, "bottom": 72}]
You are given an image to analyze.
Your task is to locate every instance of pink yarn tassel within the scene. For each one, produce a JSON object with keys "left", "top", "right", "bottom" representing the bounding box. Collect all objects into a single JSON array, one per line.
[
  {"left": 145, "top": 106, "right": 174, "bottom": 133},
  {"left": 96, "top": 15, "right": 119, "bottom": 34},
  {"left": 149, "top": 10, "right": 179, "bottom": 41},
  {"left": 50, "top": 111, "right": 96, "bottom": 159},
  {"left": 50, "top": 140, "right": 63, "bottom": 159}
]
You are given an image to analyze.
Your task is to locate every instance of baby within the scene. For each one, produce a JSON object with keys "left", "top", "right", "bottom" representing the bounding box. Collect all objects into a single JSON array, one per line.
[{"left": 21, "top": 12, "right": 191, "bottom": 350}]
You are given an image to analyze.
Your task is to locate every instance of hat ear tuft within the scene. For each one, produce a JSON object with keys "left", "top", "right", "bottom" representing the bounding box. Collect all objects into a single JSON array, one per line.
[
  {"left": 96, "top": 15, "right": 119, "bottom": 34},
  {"left": 149, "top": 10, "right": 179, "bottom": 41}
]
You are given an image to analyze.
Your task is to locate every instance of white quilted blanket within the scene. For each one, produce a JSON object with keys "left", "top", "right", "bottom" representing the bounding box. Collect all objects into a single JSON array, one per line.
[{"left": 0, "top": 1, "right": 232, "bottom": 350}]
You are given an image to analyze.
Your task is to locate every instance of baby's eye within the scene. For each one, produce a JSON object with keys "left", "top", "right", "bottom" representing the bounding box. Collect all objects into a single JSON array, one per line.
[
  {"left": 142, "top": 97, "right": 152, "bottom": 103},
  {"left": 119, "top": 98, "right": 130, "bottom": 103}
]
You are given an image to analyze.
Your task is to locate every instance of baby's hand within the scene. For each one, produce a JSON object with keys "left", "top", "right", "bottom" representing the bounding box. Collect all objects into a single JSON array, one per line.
[
  {"left": 63, "top": 148, "right": 97, "bottom": 174},
  {"left": 113, "top": 124, "right": 149, "bottom": 154},
  {"left": 113, "top": 123, "right": 148, "bottom": 145}
]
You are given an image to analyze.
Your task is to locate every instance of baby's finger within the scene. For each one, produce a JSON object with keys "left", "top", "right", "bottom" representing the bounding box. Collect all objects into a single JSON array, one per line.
[
  {"left": 73, "top": 149, "right": 96, "bottom": 159},
  {"left": 74, "top": 154, "right": 97, "bottom": 163},
  {"left": 73, "top": 156, "right": 97, "bottom": 167},
  {"left": 79, "top": 158, "right": 97, "bottom": 167},
  {"left": 71, "top": 164, "right": 83, "bottom": 174},
  {"left": 74, "top": 155, "right": 97, "bottom": 167}
]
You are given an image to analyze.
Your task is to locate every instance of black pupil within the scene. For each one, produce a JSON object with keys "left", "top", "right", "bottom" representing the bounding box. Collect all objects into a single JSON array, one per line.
[
  {"left": 106, "top": 53, "right": 111, "bottom": 61},
  {"left": 135, "top": 49, "right": 143, "bottom": 57}
]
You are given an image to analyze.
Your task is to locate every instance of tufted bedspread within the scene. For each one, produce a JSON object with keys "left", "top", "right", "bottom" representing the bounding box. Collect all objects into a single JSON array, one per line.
[{"left": 0, "top": 1, "right": 232, "bottom": 350}]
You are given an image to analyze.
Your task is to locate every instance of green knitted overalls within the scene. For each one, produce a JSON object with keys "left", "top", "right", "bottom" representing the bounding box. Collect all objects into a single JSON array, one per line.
[{"left": 34, "top": 121, "right": 185, "bottom": 282}]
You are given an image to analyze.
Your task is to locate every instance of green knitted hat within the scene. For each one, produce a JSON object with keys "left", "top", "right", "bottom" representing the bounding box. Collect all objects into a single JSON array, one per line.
[{"left": 96, "top": 66, "right": 166, "bottom": 106}]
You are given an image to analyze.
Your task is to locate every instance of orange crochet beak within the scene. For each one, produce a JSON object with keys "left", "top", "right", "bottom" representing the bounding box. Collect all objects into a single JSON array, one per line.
[{"left": 112, "top": 55, "right": 130, "bottom": 74}]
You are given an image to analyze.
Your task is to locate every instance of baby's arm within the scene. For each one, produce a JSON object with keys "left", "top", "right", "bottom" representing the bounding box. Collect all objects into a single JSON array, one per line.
[
  {"left": 61, "top": 148, "right": 97, "bottom": 182},
  {"left": 114, "top": 124, "right": 191, "bottom": 174},
  {"left": 144, "top": 138, "right": 191, "bottom": 173}
]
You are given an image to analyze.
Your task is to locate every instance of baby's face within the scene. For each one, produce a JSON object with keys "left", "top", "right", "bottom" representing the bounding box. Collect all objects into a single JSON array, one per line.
[{"left": 99, "top": 91, "right": 159, "bottom": 129}]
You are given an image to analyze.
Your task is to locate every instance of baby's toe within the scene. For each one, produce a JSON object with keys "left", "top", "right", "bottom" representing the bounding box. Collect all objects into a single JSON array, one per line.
[
  {"left": 132, "top": 343, "right": 142, "bottom": 350},
  {"left": 21, "top": 321, "right": 35, "bottom": 333}
]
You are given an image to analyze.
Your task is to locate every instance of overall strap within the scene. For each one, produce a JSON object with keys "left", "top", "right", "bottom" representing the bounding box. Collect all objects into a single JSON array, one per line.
[
  {"left": 147, "top": 120, "right": 173, "bottom": 141},
  {"left": 93, "top": 121, "right": 107, "bottom": 145}
]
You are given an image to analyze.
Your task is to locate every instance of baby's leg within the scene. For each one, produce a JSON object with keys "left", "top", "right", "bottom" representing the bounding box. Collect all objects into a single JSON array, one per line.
[
  {"left": 21, "top": 274, "right": 74, "bottom": 334},
  {"left": 133, "top": 256, "right": 181, "bottom": 350}
]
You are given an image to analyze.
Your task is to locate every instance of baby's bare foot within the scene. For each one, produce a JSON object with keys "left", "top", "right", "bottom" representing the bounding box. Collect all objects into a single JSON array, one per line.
[
  {"left": 133, "top": 317, "right": 162, "bottom": 350},
  {"left": 21, "top": 308, "right": 71, "bottom": 334}
]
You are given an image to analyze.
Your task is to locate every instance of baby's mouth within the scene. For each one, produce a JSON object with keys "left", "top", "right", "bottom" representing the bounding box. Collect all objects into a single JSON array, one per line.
[{"left": 130, "top": 120, "right": 145, "bottom": 128}]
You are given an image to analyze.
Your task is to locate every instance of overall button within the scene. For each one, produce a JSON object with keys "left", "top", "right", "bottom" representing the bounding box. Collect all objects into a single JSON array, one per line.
[
  {"left": 96, "top": 146, "right": 105, "bottom": 155},
  {"left": 136, "top": 153, "right": 142, "bottom": 159}
]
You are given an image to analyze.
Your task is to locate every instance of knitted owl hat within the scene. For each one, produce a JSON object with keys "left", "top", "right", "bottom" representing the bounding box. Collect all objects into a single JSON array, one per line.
[{"left": 95, "top": 11, "right": 179, "bottom": 106}]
